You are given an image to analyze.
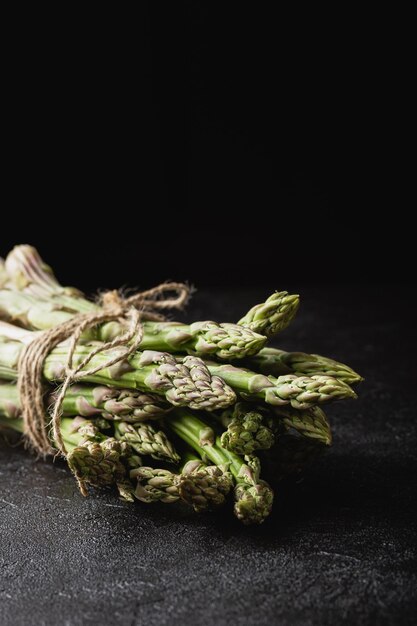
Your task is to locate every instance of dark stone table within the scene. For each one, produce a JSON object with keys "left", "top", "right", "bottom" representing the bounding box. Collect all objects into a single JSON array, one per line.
[{"left": 1, "top": 287, "right": 416, "bottom": 625}]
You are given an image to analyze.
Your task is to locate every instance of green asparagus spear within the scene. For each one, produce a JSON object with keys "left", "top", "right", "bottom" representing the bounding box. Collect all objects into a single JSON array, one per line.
[
  {"left": 238, "top": 291, "right": 300, "bottom": 337},
  {"left": 130, "top": 466, "right": 181, "bottom": 504},
  {"left": 178, "top": 454, "right": 233, "bottom": 512},
  {"left": 205, "top": 361, "right": 356, "bottom": 409},
  {"left": 246, "top": 347, "right": 363, "bottom": 384},
  {"left": 114, "top": 421, "right": 180, "bottom": 464},
  {"left": 273, "top": 405, "right": 332, "bottom": 446},
  {"left": 168, "top": 410, "right": 274, "bottom": 525},
  {"left": 67, "top": 437, "right": 130, "bottom": 492},
  {"left": 130, "top": 458, "right": 232, "bottom": 511},
  {"left": 0, "top": 381, "right": 171, "bottom": 422},
  {"left": 211, "top": 402, "right": 275, "bottom": 455}
]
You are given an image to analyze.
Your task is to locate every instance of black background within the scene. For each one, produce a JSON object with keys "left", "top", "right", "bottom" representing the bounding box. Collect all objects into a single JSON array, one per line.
[{"left": 1, "top": 4, "right": 409, "bottom": 290}]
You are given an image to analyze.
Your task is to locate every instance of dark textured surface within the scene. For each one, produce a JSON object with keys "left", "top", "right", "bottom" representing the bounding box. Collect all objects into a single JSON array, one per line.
[{"left": 1, "top": 287, "right": 416, "bottom": 626}]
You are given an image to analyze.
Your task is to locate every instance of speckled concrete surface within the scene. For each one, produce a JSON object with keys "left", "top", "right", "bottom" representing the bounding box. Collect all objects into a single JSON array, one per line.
[{"left": 1, "top": 287, "right": 416, "bottom": 625}]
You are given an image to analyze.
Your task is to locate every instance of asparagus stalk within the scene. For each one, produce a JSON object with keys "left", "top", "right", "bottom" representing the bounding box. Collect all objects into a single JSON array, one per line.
[
  {"left": 0, "top": 414, "right": 23, "bottom": 432},
  {"left": 178, "top": 454, "right": 233, "bottom": 511},
  {"left": 246, "top": 347, "right": 363, "bottom": 385},
  {"left": 0, "top": 323, "right": 236, "bottom": 410},
  {"left": 212, "top": 401, "right": 331, "bottom": 450},
  {"left": 0, "top": 409, "right": 96, "bottom": 450},
  {"left": 67, "top": 437, "right": 131, "bottom": 493},
  {"left": 0, "top": 381, "right": 171, "bottom": 422},
  {"left": 0, "top": 288, "right": 268, "bottom": 360},
  {"left": 273, "top": 405, "right": 332, "bottom": 446},
  {"left": 0, "top": 382, "right": 22, "bottom": 419},
  {"left": 140, "top": 320, "right": 267, "bottom": 360},
  {"left": 211, "top": 403, "right": 275, "bottom": 455},
  {"left": 114, "top": 421, "right": 180, "bottom": 464},
  {"left": 130, "top": 466, "right": 181, "bottom": 504},
  {"left": 60, "top": 385, "right": 171, "bottom": 422},
  {"left": 238, "top": 291, "right": 300, "bottom": 337},
  {"left": 130, "top": 456, "right": 232, "bottom": 511},
  {"left": 205, "top": 361, "right": 356, "bottom": 409},
  {"left": 2, "top": 246, "right": 267, "bottom": 359},
  {"left": 168, "top": 409, "right": 274, "bottom": 525}
]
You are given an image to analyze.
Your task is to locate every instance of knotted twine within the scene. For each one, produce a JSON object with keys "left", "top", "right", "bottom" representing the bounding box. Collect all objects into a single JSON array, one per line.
[{"left": 17, "top": 282, "right": 190, "bottom": 461}]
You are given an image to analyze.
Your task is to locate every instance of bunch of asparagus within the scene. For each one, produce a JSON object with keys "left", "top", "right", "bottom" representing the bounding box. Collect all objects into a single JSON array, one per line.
[{"left": 0, "top": 245, "right": 362, "bottom": 524}]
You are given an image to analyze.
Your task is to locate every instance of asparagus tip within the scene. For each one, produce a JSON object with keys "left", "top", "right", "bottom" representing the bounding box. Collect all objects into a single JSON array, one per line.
[{"left": 233, "top": 481, "right": 274, "bottom": 525}]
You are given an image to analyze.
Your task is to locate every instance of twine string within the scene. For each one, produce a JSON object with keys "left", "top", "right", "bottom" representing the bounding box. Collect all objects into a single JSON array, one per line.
[{"left": 17, "top": 282, "right": 190, "bottom": 458}]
